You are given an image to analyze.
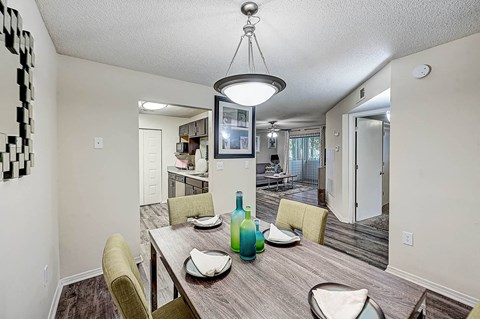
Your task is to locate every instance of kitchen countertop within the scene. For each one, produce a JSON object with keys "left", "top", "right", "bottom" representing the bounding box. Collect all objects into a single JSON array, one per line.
[{"left": 167, "top": 166, "right": 209, "bottom": 182}]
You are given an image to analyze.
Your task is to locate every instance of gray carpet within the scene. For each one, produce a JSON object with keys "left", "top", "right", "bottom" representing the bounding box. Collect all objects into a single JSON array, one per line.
[{"left": 357, "top": 204, "right": 390, "bottom": 232}]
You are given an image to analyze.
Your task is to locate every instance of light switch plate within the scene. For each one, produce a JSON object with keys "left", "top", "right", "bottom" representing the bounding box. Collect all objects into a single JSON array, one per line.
[
  {"left": 94, "top": 137, "right": 104, "bottom": 149},
  {"left": 244, "top": 161, "right": 249, "bottom": 169},
  {"left": 216, "top": 161, "right": 224, "bottom": 171},
  {"left": 402, "top": 231, "right": 413, "bottom": 246}
]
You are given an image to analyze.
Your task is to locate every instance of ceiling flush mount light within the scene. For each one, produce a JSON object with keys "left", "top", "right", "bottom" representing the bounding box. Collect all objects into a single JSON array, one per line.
[
  {"left": 214, "top": 2, "right": 286, "bottom": 107},
  {"left": 140, "top": 101, "right": 168, "bottom": 110}
]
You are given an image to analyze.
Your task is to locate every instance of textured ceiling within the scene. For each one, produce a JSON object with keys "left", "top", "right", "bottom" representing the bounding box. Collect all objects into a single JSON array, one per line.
[{"left": 37, "top": 0, "right": 480, "bottom": 128}]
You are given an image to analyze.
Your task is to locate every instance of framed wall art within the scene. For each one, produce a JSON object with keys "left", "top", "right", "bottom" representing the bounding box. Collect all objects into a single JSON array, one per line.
[{"left": 214, "top": 96, "right": 255, "bottom": 159}]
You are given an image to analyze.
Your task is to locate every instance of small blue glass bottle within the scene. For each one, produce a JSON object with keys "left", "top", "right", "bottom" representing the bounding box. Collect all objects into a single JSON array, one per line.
[
  {"left": 240, "top": 206, "right": 256, "bottom": 261},
  {"left": 254, "top": 219, "right": 265, "bottom": 253},
  {"left": 231, "top": 191, "right": 246, "bottom": 252}
]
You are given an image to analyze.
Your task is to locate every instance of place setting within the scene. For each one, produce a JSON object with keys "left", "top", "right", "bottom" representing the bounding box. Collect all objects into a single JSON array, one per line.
[
  {"left": 262, "top": 223, "right": 301, "bottom": 246},
  {"left": 188, "top": 215, "right": 223, "bottom": 229},
  {"left": 308, "top": 282, "right": 385, "bottom": 319},
  {"left": 184, "top": 248, "right": 232, "bottom": 279}
]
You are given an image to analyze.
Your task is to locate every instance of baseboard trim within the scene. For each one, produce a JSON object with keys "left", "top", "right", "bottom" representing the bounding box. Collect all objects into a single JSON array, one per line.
[
  {"left": 47, "top": 280, "right": 63, "bottom": 319},
  {"left": 386, "top": 265, "right": 478, "bottom": 307},
  {"left": 48, "top": 255, "right": 144, "bottom": 319},
  {"left": 326, "top": 203, "right": 351, "bottom": 224}
]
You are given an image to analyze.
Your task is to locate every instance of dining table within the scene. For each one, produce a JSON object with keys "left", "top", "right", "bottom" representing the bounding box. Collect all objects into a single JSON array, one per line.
[{"left": 149, "top": 213, "right": 426, "bottom": 319}]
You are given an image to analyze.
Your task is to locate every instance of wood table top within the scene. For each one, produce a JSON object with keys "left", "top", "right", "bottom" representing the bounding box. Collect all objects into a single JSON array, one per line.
[{"left": 149, "top": 214, "right": 425, "bottom": 319}]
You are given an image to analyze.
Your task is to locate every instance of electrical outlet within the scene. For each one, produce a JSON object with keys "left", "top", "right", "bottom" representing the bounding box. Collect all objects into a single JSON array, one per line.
[
  {"left": 216, "top": 161, "right": 224, "bottom": 171},
  {"left": 402, "top": 231, "right": 413, "bottom": 246},
  {"left": 94, "top": 137, "right": 104, "bottom": 149},
  {"left": 43, "top": 265, "right": 48, "bottom": 287}
]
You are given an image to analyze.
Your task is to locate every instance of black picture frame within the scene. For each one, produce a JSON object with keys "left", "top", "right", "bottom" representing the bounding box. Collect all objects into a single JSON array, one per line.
[{"left": 214, "top": 96, "right": 255, "bottom": 159}]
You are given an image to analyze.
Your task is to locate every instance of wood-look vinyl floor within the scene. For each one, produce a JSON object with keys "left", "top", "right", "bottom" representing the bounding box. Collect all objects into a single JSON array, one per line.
[{"left": 54, "top": 187, "right": 472, "bottom": 319}]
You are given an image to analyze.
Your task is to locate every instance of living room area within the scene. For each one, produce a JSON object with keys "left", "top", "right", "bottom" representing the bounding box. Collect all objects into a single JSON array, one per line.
[{"left": 255, "top": 122, "right": 326, "bottom": 223}]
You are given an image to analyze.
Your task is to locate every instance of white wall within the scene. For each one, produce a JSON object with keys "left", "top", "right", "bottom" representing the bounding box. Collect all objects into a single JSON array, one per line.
[
  {"left": 208, "top": 113, "right": 257, "bottom": 216},
  {"left": 325, "top": 64, "right": 391, "bottom": 220},
  {"left": 382, "top": 124, "right": 390, "bottom": 206},
  {"left": 389, "top": 33, "right": 480, "bottom": 301},
  {"left": 255, "top": 131, "right": 286, "bottom": 165},
  {"left": 0, "top": 1, "right": 59, "bottom": 318},
  {"left": 58, "top": 55, "right": 255, "bottom": 277},
  {"left": 139, "top": 114, "right": 187, "bottom": 202}
]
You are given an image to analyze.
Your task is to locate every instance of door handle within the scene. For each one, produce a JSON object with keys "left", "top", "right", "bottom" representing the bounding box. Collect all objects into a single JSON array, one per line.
[{"left": 380, "top": 172, "right": 384, "bottom": 175}]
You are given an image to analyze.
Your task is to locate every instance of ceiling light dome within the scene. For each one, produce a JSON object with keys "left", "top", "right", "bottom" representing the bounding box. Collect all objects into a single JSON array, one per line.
[
  {"left": 214, "top": 2, "right": 286, "bottom": 106},
  {"left": 141, "top": 101, "right": 168, "bottom": 110},
  {"left": 214, "top": 74, "right": 286, "bottom": 107}
]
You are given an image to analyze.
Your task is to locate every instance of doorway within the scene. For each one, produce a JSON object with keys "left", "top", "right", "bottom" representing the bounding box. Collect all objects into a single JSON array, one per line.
[
  {"left": 354, "top": 115, "right": 390, "bottom": 228},
  {"left": 289, "top": 134, "right": 321, "bottom": 185},
  {"left": 139, "top": 129, "right": 162, "bottom": 206}
]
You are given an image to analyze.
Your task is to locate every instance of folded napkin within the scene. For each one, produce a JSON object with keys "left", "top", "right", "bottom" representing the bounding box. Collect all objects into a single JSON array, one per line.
[
  {"left": 191, "top": 215, "right": 220, "bottom": 226},
  {"left": 313, "top": 288, "right": 369, "bottom": 319},
  {"left": 189, "top": 249, "right": 230, "bottom": 277},
  {"left": 268, "top": 223, "right": 301, "bottom": 242}
]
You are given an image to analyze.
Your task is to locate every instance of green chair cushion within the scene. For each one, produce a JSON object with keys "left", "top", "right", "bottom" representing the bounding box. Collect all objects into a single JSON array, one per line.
[{"left": 275, "top": 199, "right": 328, "bottom": 245}]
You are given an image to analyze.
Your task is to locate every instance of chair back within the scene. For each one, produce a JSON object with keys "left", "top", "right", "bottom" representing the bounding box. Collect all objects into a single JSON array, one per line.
[
  {"left": 275, "top": 199, "right": 328, "bottom": 245},
  {"left": 468, "top": 303, "right": 480, "bottom": 319},
  {"left": 102, "top": 233, "right": 152, "bottom": 319},
  {"left": 167, "top": 193, "right": 215, "bottom": 225}
]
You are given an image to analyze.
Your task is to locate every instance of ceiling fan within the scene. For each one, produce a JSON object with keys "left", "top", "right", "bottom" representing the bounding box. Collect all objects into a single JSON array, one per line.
[{"left": 267, "top": 121, "right": 283, "bottom": 138}]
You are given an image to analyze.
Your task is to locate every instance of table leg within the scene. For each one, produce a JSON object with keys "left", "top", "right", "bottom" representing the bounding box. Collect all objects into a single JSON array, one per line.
[{"left": 150, "top": 243, "right": 158, "bottom": 311}]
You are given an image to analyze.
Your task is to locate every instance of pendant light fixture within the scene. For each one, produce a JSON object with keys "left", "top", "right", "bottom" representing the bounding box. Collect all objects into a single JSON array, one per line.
[{"left": 214, "top": 2, "right": 286, "bottom": 106}]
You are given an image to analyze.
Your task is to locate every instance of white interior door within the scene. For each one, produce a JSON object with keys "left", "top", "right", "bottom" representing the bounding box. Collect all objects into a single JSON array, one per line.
[
  {"left": 140, "top": 129, "right": 162, "bottom": 206},
  {"left": 356, "top": 118, "right": 383, "bottom": 221}
]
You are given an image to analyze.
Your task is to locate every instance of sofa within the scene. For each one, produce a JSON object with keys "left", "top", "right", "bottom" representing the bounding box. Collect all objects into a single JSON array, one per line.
[{"left": 256, "top": 162, "right": 283, "bottom": 186}]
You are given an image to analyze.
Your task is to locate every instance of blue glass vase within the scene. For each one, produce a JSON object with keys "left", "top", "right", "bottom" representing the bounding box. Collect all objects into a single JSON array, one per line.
[
  {"left": 254, "top": 219, "right": 265, "bottom": 253},
  {"left": 230, "top": 191, "right": 246, "bottom": 253},
  {"left": 240, "top": 206, "right": 256, "bottom": 260}
]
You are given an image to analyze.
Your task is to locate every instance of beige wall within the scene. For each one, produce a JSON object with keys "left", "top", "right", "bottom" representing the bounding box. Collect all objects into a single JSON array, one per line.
[
  {"left": 0, "top": 1, "right": 59, "bottom": 317},
  {"left": 256, "top": 131, "right": 286, "bottom": 165},
  {"left": 325, "top": 64, "right": 391, "bottom": 220},
  {"left": 389, "top": 33, "right": 480, "bottom": 300},
  {"left": 58, "top": 55, "right": 255, "bottom": 277}
]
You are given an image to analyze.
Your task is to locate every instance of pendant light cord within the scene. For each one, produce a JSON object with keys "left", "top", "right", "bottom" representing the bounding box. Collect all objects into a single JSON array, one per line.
[{"left": 224, "top": 15, "right": 270, "bottom": 77}]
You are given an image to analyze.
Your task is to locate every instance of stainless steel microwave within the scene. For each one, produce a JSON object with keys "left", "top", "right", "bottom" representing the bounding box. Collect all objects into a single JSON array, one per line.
[{"left": 176, "top": 142, "right": 189, "bottom": 153}]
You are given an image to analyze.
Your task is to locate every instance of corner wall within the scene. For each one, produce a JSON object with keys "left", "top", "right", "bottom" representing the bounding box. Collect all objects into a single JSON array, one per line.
[
  {"left": 325, "top": 64, "right": 391, "bottom": 220},
  {"left": 389, "top": 33, "right": 480, "bottom": 301},
  {"left": 0, "top": 1, "right": 59, "bottom": 317},
  {"left": 57, "top": 55, "right": 255, "bottom": 277}
]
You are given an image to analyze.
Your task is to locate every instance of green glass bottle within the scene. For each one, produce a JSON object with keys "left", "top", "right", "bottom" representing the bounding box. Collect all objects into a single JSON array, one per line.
[
  {"left": 254, "top": 219, "right": 265, "bottom": 253},
  {"left": 240, "top": 206, "right": 256, "bottom": 260},
  {"left": 230, "top": 191, "right": 246, "bottom": 252}
]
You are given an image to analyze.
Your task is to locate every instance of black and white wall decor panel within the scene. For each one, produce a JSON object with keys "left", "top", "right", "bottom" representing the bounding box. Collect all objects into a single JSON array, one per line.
[{"left": 0, "top": 0, "right": 35, "bottom": 181}]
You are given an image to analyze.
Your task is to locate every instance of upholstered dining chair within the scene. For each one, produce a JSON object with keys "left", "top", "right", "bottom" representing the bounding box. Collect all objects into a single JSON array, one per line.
[
  {"left": 167, "top": 192, "right": 215, "bottom": 226},
  {"left": 275, "top": 199, "right": 329, "bottom": 245},
  {"left": 468, "top": 303, "right": 480, "bottom": 319},
  {"left": 102, "top": 234, "right": 193, "bottom": 319}
]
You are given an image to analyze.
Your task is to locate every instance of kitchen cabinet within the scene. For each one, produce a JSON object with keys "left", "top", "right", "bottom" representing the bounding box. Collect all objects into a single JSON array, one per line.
[
  {"left": 180, "top": 117, "right": 208, "bottom": 138},
  {"left": 195, "top": 118, "right": 207, "bottom": 137},
  {"left": 188, "top": 122, "right": 197, "bottom": 136},
  {"left": 179, "top": 124, "right": 189, "bottom": 136}
]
